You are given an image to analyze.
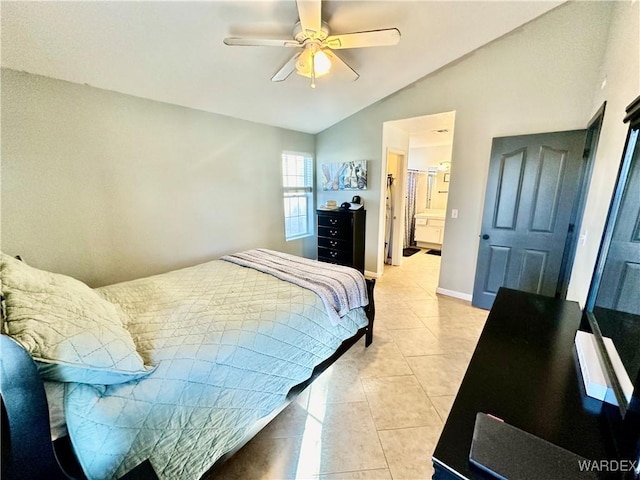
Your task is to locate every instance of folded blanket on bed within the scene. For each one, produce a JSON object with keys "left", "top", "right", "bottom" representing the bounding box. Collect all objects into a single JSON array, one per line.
[{"left": 222, "top": 249, "right": 368, "bottom": 326}]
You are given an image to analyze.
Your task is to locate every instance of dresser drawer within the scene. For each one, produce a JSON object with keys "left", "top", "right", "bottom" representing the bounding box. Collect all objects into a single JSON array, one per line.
[
  {"left": 318, "top": 236, "right": 349, "bottom": 250},
  {"left": 318, "top": 214, "right": 351, "bottom": 229},
  {"left": 318, "top": 225, "right": 351, "bottom": 240},
  {"left": 318, "top": 247, "right": 352, "bottom": 263}
]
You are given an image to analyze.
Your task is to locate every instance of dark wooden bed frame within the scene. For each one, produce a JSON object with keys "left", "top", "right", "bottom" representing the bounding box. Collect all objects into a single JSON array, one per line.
[{"left": 0, "top": 279, "right": 376, "bottom": 480}]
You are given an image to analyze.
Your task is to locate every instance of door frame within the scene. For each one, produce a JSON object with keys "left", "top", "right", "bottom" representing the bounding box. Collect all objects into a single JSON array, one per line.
[
  {"left": 556, "top": 102, "right": 606, "bottom": 298},
  {"left": 377, "top": 148, "right": 408, "bottom": 269},
  {"left": 390, "top": 149, "right": 408, "bottom": 266}
]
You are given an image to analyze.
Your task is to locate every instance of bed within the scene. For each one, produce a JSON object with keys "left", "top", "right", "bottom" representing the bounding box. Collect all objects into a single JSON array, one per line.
[{"left": 0, "top": 249, "right": 376, "bottom": 480}]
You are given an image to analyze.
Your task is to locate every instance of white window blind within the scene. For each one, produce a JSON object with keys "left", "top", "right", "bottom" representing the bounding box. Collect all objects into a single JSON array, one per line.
[{"left": 282, "top": 152, "right": 313, "bottom": 240}]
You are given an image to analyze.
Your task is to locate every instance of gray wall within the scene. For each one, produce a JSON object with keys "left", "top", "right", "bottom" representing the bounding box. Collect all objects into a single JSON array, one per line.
[
  {"left": 2, "top": 1, "right": 636, "bottom": 305},
  {"left": 1, "top": 69, "right": 315, "bottom": 287},
  {"left": 316, "top": 1, "right": 614, "bottom": 299},
  {"left": 567, "top": 0, "right": 640, "bottom": 306}
]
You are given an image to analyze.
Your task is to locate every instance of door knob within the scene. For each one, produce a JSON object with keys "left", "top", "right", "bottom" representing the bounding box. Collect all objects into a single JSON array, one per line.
[{"left": 482, "top": 234, "right": 490, "bottom": 240}]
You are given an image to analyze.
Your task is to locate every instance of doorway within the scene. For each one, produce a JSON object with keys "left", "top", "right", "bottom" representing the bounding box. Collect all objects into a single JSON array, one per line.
[{"left": 378, "top": 111, "right": 456, "bottom": 276}]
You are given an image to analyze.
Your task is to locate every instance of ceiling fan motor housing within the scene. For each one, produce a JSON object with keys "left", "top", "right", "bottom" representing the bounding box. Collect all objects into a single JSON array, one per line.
[{"left": 293, "top": 20, "right": 330, "bottom": 43}]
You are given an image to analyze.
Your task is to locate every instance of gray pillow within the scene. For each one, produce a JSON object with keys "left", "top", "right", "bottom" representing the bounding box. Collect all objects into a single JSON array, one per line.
[{"left": 1, "top": 253, "right": 153, "bottom": 384}]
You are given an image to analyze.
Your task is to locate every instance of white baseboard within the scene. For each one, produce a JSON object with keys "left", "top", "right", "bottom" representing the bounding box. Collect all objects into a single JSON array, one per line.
[
  {"left": 436, "top": 287, "right": 472, "bottom": 302},
  {"left": 364, "top": 270, "right": 381, "bottom": 279}
]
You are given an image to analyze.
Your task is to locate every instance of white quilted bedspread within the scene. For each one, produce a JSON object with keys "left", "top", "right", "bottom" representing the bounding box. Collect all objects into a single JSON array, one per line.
[{"left": 65, "top": 259, "right": 368, "bottom": 480}]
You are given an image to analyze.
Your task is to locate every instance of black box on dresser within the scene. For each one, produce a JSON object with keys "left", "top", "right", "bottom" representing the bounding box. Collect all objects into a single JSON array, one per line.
[{"left": 316, "top": 208, "right": 365, "bottom": 273}]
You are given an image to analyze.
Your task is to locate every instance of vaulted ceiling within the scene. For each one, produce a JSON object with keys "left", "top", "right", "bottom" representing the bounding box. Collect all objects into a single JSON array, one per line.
[{"left": 1, "top": 1, "right": 564, "bottom": 134}]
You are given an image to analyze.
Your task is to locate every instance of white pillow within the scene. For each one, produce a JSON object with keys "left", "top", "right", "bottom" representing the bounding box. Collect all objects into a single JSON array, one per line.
[{"left": 1, "top": 253, "right": 153, "bottom": 384}]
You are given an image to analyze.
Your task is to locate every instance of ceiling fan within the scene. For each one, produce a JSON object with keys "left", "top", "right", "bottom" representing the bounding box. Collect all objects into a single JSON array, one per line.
[{"left": 223, "top": 0, "right": 401, "bottom": 88}]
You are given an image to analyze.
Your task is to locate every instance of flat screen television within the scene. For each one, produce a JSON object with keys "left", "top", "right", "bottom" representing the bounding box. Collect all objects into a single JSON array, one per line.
[{"left": 585, "top": 94, "right": 640, "bottom": 419}]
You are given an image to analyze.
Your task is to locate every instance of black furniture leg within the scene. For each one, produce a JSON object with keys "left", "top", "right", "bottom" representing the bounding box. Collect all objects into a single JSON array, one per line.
[{"left": 365, "top": 278, "right": 376, "bottom": 347}]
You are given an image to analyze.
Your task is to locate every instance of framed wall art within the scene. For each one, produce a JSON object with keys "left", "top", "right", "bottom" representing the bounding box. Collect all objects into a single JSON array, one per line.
[{"left": 321, "top": 161, "right": 367, "bottom": 190}]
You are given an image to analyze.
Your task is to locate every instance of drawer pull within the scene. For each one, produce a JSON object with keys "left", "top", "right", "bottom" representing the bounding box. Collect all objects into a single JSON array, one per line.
[
  {"left": 330, "top": 240, "right": 338, "bottom": 247},
  {"left": 330, "top": 230, "right": 338, "bottom": 237},
  {"left": 329, "top": 218, "right": 338, "bottom": 225},
  {"left": 330, "top": 251, "right": 338, "bottom": 258}
]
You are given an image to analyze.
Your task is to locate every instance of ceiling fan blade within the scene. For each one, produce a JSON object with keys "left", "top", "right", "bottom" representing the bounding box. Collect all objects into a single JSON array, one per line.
[
  {"left": 272, "top": 52, "right": 302, "bottom": 82},
  {"left": 296, "top": 0, "right": 322, "bottom": 37},
  {"left": 325, "top": 28, "right": 401, "bottom": 49},
  {"left": 325, "top": 51, "right": 359, "bottom": 82},
  {"left": 224, "top": 37, "right": 299, "bottom": 47}
]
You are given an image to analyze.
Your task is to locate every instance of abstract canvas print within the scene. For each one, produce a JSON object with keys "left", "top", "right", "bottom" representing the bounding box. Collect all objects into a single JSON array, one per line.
[{"left": 321, "top": 161, "right": 367, "bottom": 190}]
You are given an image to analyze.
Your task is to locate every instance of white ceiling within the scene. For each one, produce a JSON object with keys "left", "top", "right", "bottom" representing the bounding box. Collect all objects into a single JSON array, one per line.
[
  {"left": 392, "top": 111, "right": 456, "bottom": 148},
  {"left": 1, "top": 1, "right": 564, "bottom": 134}
]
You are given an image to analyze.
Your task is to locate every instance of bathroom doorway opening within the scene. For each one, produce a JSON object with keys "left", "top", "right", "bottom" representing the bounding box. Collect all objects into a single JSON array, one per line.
[{"left": 379, "top": 111, "right": 456, "bottom": 283}]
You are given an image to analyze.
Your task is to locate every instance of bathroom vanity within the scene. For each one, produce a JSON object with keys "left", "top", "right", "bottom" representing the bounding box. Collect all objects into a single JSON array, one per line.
[{"left": 414, "top": 209, "right": 446, "bottom": 249}]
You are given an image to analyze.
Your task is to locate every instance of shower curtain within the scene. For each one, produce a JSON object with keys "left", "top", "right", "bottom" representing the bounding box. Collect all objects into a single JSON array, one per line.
[{"left": 405, "top": 171, "right": 419, "bottom": 248}]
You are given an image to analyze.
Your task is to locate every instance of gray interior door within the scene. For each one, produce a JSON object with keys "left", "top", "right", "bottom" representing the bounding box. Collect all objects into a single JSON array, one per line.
[
  {"left": 595, "top": 134, "right": 640, "bottom": 315},
  {"left": 472, "top": 130, "right": 587, "bottom": 309}
]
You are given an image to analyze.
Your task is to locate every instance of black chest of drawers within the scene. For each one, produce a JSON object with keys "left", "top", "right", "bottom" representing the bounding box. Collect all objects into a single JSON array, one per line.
[{"left": 317, "top": 208, "right": 366, "bottom": 273}]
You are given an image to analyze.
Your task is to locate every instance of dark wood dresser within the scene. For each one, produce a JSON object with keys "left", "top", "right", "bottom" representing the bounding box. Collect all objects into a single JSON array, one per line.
[
  {"left": 432, "top": 288, "right": 640, "bottom": 480},
  {"left": 316, "top": 208, "right": 365, "bottom": 273}
]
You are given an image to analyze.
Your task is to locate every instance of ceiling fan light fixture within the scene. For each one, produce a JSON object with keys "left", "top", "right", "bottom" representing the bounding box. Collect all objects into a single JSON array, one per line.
[
  {"left": 295, "top": 49, "right": 312, "bottom": 76},
  {"left": 224, "top": 0, "right": 400, "bottom": 86},
  {"left": 296, "top": 44, "right": 331, "bottom": 81},
  {"left": 313, "top": 49, "right": 331, "bottom": 76}
]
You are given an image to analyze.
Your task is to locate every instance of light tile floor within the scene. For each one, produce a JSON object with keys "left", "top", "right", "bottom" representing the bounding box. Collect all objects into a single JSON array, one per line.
[{"left": 210, "top": 251, "right": 489, "bottom": 479}]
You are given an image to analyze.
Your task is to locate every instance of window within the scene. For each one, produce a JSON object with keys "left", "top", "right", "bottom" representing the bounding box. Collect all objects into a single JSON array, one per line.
[{"left": 282, "top": 152, "right": 313, "bottom": 240}]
